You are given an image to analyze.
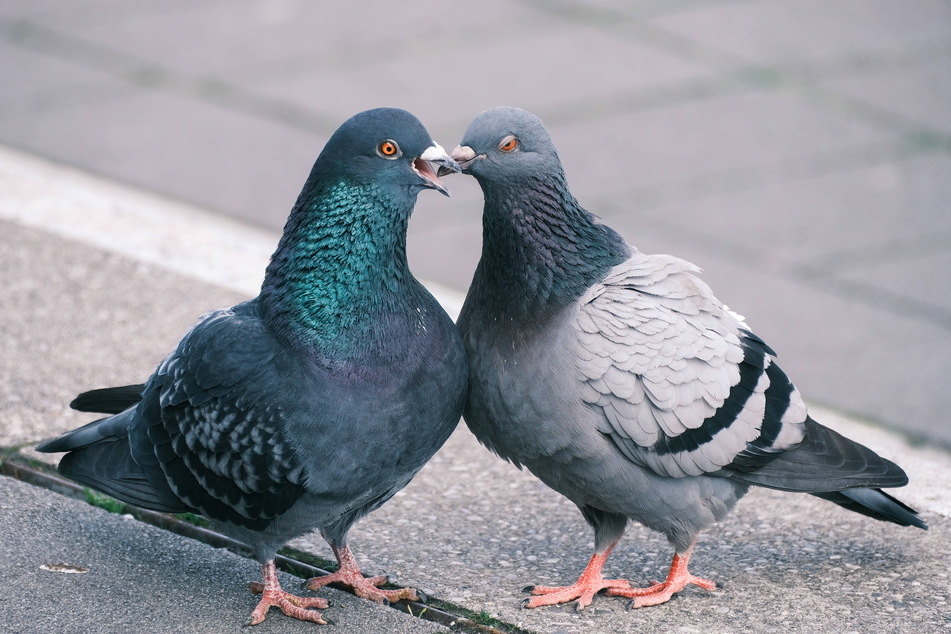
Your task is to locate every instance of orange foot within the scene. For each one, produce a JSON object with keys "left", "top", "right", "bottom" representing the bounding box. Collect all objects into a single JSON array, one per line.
[
  {"left": 523, "top": 548, "right": 631, "bottom": 610},
  {"left": 608, "top": 546, "right": 716, "bottom": 608},
  {"left": 306, "top": 544, "right": 418, "bottom": 604},
  {"left": 248, "top": 560, "right": 329, "bottom": 625}
]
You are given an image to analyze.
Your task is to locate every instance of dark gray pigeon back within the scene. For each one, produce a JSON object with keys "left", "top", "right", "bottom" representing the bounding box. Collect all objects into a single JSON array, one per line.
[
  {"left": 37, "top": 108, "right": 467, "bottom": 626},
  {"left": 452, "top": 106, "right": 924, "bottom": 612}
]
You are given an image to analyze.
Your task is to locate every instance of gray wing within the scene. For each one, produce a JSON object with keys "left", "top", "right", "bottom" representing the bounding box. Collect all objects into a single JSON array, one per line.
[
  {"left": 132, "top": 302, "right": 309, "bottom": 530},
  {"left": 577, "top": 251, "right": 808, "bottom": 479}
]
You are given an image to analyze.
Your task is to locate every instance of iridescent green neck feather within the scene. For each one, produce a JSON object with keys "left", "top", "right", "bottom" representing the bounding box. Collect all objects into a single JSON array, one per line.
[{"left": 259, "top": 181, "right": 416, "bottom": 356}]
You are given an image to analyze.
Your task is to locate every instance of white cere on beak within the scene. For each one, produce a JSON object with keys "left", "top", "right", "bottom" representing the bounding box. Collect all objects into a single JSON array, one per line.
[{"left": 420, "top": 141, "right": 450, "bottom": 163}]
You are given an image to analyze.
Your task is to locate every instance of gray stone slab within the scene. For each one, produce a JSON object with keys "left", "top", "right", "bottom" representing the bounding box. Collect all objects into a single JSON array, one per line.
[
  {"left": 819, "top": 53, "right": 951, "bottom": 135},
  {"left": 408, "top": 220, "right": 483, "bottom": 293},
  {"left": 834, "top": 249, "right": 951, "bottom": 316},
  {"left": 623, "top": 153, "right": 951, "bottom": 265},
  {"left": 406, "top": 189, "right": 484, "bottom": 293},
  {"left": 0, "top": 90, "right": 321, "bottom": 228},
  {"left": 54, "top": 0, "right": 547, "bottom": 77},
  {"left": 0, "top": 476, "right": 447, "bottom": 633},
  {"left": 651, "top": 0, "right": 951, "bottom": 65},
  {"left": 547, "top": 90, "right": 898, "bottom": 206},
  {"left": 544, "top": 0, "right": 734, "bottom": 21},
  {"left": 240, "top": 22, "right": 712, "bottom": 134},
  {"left": 0, "top": 39, "right": 131, "bottom": 119},
  {"left": 0, "top": 0, "right": 203, "bottom": 23}
]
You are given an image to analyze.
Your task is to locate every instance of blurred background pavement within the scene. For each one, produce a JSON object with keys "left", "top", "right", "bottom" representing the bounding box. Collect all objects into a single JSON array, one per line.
[{"left": 1, "top": 1, "right": 949, "bottom": 444}]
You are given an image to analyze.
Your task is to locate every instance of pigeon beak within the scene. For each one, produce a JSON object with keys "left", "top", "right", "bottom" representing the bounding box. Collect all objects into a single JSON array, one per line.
[
  {"left": 446, "top": 145, "right": 482, "bottom": 173},
  {"left": 415, "top": 142, "right": 458, "bottom": 197}
]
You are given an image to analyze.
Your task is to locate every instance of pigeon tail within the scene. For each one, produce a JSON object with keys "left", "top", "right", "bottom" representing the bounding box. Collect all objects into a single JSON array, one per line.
[
  {"left": 730, "top": 417, "right": 910, "bottom": 491},
  {"left": 35, "top": 407, "right": 134, "bottom": 454},
  {"left": 70, "top": 384, "right": 145, "bottom": 414},
  {"left": 730, "top": 416, "right": 926, "bottom": 529},
  {"left": 37, "top": 409, "right": 187, "bottom": 513},
  {"left": 57, "top": 439, "right": 189, "bottom": 513},
  {"left": 811, "top": 488, "right": 927, "bottom": 529}
]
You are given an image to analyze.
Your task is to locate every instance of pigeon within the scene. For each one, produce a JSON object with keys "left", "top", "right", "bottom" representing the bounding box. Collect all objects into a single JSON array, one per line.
[
  {"left": 448, "top": 106, "right": 926, "bottom": 611},
  {"left": 37, "top": 108, "right": 468, "bottom": 626}
]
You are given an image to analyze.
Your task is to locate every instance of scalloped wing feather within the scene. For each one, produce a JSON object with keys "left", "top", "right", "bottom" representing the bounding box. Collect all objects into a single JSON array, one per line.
[
  {"left": 137, "top": 304, "right": 308, "bottom": 530},
  {"left": 577, "top": 252, "right": 807, "bottom": 478}
]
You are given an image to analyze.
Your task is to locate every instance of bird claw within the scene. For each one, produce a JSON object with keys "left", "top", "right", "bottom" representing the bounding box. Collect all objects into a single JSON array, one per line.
[
  {"left": 606, "top": 545, "right": 716, "bottom": 608},
  {"left": 521, "top": 578, "right": 631, "bottom": 610},
  {"left": 522, "top": 547, "right": 632, "bottom": 610},
  {"left": 610, "top": 574, "right": 716, "bottom": 608},
  {"left": 307, "top": 571, "right": 417, "bottom": 605},
  {"left": 521, "top": 585, "right": 536, "bottom": 594},
  {"left": 247, "top": 586, "right": 329, "bottom": 625},
  {"left": 247, "top": 560, "right": 329, "bottom": 625}
]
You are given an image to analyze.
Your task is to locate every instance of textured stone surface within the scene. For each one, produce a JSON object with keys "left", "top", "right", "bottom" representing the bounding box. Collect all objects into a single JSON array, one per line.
[{"left": 0, "top": 476, "right": 449, "bottom": 633}]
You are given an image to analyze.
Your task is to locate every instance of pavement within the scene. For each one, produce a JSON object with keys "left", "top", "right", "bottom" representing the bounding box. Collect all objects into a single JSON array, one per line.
[{"left": 1, "top": 1, "right": 950, "bottom": 632}]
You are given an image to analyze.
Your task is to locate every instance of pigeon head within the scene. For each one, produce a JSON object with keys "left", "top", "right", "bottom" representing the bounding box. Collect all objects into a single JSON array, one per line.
[
  {"left": 446, "top": 106, "right": 565, "bottom": 186},
  {"left": 446, "top": 107, "right": 630, "bottom": 316},
  {"left": 262, "top": 109, "right": 459, "bottom": 351},
  {"left": 308, "top": 107, "right": 458, "bottom": 199}
]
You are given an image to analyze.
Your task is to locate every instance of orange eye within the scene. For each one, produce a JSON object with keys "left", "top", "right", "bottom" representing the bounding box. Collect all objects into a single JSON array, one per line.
[
  {"left": 498, "top": 135, "right": 518, "bottom": 152},
  {"left": 377, "top": 140, "right": 400, "bottom": 158}
]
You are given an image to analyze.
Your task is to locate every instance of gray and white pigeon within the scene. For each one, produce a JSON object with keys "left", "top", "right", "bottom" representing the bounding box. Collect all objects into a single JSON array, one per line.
[
  {"left": 448, "top": 106, "right": 926, "bottom": 611},
  {"left": 37, "top": 108, "right": 468, "bottom": 625}
]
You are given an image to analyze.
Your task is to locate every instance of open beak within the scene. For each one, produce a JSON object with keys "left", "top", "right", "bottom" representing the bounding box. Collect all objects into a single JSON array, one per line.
[{"left": 414, "top": 142, "right": 458, "bottom": 197}]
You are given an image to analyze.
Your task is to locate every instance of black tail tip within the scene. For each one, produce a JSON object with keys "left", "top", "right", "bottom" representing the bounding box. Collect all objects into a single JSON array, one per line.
[
  {"left": 34, "top": 438, "right": 59, "bottom": 453},
  {"left": 813, "top": 488, "right": 927, "bottom": 530}
]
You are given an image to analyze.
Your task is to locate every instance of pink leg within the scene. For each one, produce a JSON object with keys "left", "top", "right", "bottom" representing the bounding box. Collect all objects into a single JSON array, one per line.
[
  {"left": 247, "top": 559, "right": 329, "bottom": 625},
  {"left": 608, "top": 543, "right": 716, "bottom": 608},
  {"left": 306, "top": 544, "right": 418, "bottom": 604},
  {"left": 524, "top": 540, "right": 631, "bottom": 610}
]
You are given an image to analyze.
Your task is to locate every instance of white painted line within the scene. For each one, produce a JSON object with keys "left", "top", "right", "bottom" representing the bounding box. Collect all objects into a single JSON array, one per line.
[{"left": 0, "top": 146, "right": 272, "bottom": 298}]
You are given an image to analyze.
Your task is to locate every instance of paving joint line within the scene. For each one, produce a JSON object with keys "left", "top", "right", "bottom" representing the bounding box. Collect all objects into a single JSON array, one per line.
[
  {"left": 514, "top": 0, "right": 748, "bottom": 70},
  {"left": 803, "top": 275, "right": 951, "bottom": 333},
  {"left": 9, "top": 11, "right": 947, "bottom": 157},
  {"left": 0, "top": 17, "right": 342, "bottom": 136},
  {"left": 792, "top": 231, "right": 951, "bottom": 279},
  {"left": 0, "top": 456, "right": 532, "bottom": 634},
  {"left": 601, "top": 184, "right": 951, "bottom": 335},
  {"left": 593, "top": 137, "right": 934, "bottom": 218},
  {"left": 226, "top": 12, "right": 561, "bottom": 84}
]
